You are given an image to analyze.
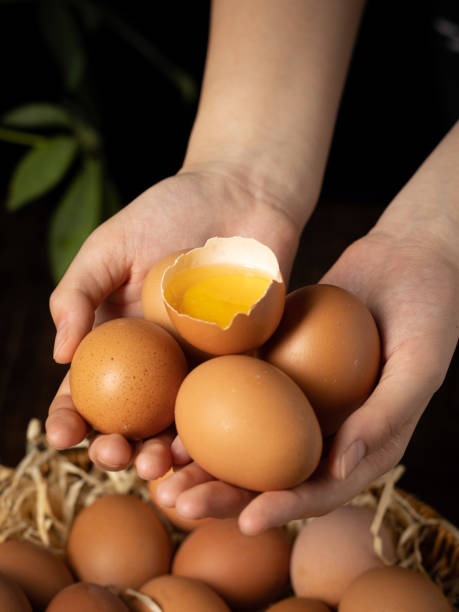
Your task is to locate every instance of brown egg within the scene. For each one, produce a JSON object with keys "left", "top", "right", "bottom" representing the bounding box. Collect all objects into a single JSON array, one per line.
[
  {"left": 0, "top": 574, "right": 31, "bottom": 612},
  {"left": 172, "top": 518, "right": 292, "bottom": 609},
  {"left": 130, "top": 575, "right": 230, "bottom": 612},
  {"left": 175, "top": 355, "right": 322, "bottom": 492},
  {"left": 46, "top": 583, "right": 129, "bottom": 611},
  {"left": 290, "top": 505, "right": 395, "bottom": 608},
  {"left": 67, "top": 494, "right": 171, "bottom": 590},
  {"left": 266, "top": 597, "right": 332, "bottom": 611},
  {"left": 162, "top": 237, "right": 285, "bottom": 355},
  {"left": 70, "top": 318, "right": 187, "bottom": 440},
  {"left": 262, "top": 284, "right": 380, "bottom": 435},
  {"left": 0, "top": 540, "right": 73, "bottom": 609},
  {"left": 148, "top": 470, "right": 211, "bottom": 531},
  {"left": 142, "top": 249, "right": 190, "bottom": 336},
  {"left": 338, "top": 566, "right": 451, "bottom": 611}
]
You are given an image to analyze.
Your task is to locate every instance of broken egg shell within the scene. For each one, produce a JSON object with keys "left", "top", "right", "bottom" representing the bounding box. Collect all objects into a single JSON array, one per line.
[
  {"left": 162, "top": 237, "right": 285, "bottom": 355},
  {"left": 141, "top": 250, "right": 212, "bottom": 366}
]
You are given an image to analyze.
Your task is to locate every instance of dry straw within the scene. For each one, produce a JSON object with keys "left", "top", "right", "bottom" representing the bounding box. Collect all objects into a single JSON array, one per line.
[{"left": 1, "top": 419, "right": 458, "bottom": 610}]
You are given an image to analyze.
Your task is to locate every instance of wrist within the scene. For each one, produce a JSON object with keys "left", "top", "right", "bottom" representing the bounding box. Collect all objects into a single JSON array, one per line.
[{"left": 182, "top": 136, "right": 320, "bottom": 232}]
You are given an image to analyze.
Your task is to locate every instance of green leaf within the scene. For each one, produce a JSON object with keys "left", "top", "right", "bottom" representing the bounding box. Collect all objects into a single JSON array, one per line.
[
  {"left": 2, "top": 103, "right": 72, "bottom": 129},
  {"left": 49, "top": 158, "right": 102, "bottom": 282},
  {"left": 38, "top": 0, "right": 86, "bottom": 91},
  {"left": 7, "top": 136, "right": 78, "bottom": 211}
]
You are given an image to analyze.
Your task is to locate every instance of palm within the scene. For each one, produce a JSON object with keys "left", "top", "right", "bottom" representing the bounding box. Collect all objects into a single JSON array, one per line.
[{"left": 160, "top": 230, "right": 459, "bottom": 533}]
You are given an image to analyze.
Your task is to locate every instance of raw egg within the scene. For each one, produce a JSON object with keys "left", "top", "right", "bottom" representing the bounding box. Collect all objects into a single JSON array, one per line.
[
  {"left": 172, "top": 518, "right": 292, "bottom": 609},
  {"left": 0, "top": 574, "right": 31, "bottom": 612},
  {"left": 162, "top": 237, "right": 285, "bottom": 355},
  {"left": 129, "top": 575, "right": 230, "bottom": 612},
  {"left": 148, "top": 470, "right": 211, "bottom": 531},
  {"left": 338, "top": 566, "right": 451, "bottom": 611},
  {"left": 290, "top": 505, "right": 395, "bottom": 608},
  {"left": 0, "top": 539, "right": 73, "bottom": 609},
  {"left": 266, "top": 597, "right": 332, "bottom": 611},
  {"left": 262, "top": 284, "right": 380, "bottom": 435},
  {"left": 46, "top": 583, "right": 129, "bottom": 611},
  {"left": 175, "top": 355, "right": 322, "bottom": 491},
  {"left": 70, "top": 318, "right": 187, "bottom": 440},
  {"left": 67, "top": 494, "right": 171, "bottom": 590}
]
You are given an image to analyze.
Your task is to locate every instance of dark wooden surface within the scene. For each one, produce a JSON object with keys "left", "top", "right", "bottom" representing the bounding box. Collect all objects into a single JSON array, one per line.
[{"left": 1, "top": 197, "right": 458, "bottom": 527}]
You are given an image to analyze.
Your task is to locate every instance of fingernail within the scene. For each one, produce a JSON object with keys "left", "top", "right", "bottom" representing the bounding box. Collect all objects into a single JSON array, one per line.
[
  {"left": 340, "top": 439, "right": 366, "bottom": 480},
  {"left": 53, "top": 321, "right": 68, "bottom": 360}
]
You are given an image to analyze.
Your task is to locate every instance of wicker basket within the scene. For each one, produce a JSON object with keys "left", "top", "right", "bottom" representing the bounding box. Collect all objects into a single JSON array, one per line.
[{"left": 1, "top": 420, "right": 458, "bottom": 610}]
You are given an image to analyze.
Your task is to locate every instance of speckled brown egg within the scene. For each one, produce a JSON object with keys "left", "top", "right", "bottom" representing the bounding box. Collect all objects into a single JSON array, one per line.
[
  {"left": 148, "top": 470, "right": 211, "bottom": 532},
  {"left": 172, "top": 518, "right": 292, "bottom": 610},
  {"left": 46, "top": 583, "right": 129, "bottom": 611},
  {"left": 262, "top": 284, "right": 380, "bottom": 436},
  {"left": 0, "top": 574, "right": 31, "bottom": 612},
  {"left": 67, "top": 494, "right": 171, "bottom": 590},
  {"left": 129, "top": 575, "right": 230, "bottom": 612},
  {"left": 175, "top": 355, "right": 322, "bottom": 492},
  {"left": 290, "top": 505, "right": 395, "bottom": 608},
  {"left": 266, "top": 597, "right": 332, "bottom": 611},
  {"left": 0, "top": 540, "right": 73, "bottom": 609},
  {"left": 70, "top": 318, "right": 187, "bottom": 440},
  {"left": 338, "top": 566, "right": 451, "bottom": 611}
]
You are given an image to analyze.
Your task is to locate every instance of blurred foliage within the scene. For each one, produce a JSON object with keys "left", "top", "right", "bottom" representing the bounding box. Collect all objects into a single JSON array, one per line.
[{"left": 0, "top": 0, "right": 197, "bottom": 283}]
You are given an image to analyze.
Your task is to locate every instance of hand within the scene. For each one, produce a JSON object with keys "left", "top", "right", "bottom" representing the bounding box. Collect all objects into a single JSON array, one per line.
[
  {"left": 46, "top": 165, "right": 301, "bottom": 476},
  {"left": 156, "top": 229, "right": 459, "bottom": 533}
]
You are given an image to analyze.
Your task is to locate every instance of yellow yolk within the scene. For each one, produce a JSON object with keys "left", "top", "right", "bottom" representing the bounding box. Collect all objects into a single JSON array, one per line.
[{"left": 164, "top": 264, "right": 272, "bottom": 328}]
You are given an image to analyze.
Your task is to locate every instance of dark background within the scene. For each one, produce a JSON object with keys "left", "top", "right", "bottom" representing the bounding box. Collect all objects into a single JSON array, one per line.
[{"left": 1, "top": 2, "right": 458, "bottom": 524}]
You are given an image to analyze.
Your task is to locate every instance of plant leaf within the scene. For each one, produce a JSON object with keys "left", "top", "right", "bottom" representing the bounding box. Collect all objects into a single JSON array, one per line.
[
  {"left": 38, "top": 0, "right": 86, "bottom": 91},
  {"left": 2, "top": 103, "right": 72, "bottom": 129},
  {"left": 7, "top": 136, "right": 78, "bottom": 211},
  {"left": 49, "top": 158, "right": 102, "bottom": 282}
]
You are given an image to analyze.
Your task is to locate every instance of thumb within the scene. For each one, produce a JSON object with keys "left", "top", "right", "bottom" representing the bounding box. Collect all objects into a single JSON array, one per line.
[
  {"left": 49, "top": 228, "right": 129, "bottom": 363},
  {"left": 328, "top": 341, "right": 444, "bottom": 481}
]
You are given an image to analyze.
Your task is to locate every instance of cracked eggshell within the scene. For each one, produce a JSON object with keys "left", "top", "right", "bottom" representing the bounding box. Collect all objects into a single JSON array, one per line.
[
  {"left": 162, "top": 237, "right": 285, "bottom": 355},
  {"left": 142, "top": 250, "right": 212, "bottom": 367}
]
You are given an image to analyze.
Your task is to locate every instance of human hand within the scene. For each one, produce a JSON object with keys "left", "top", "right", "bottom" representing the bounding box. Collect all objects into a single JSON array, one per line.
[
  {"left": 156, "top": 229, "right": 459, "bottom": 533},
  {"left": 46, "top": 165, "right": 301, "bottom": 476}
]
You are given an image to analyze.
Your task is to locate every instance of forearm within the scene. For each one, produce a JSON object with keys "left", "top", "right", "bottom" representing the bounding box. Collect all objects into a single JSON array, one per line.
[
  {"left": 183, "top": 0, "right": 365, "bottom": 229},
  {"left": 373, "top": 121, "right": 459, "bottom": 265}
]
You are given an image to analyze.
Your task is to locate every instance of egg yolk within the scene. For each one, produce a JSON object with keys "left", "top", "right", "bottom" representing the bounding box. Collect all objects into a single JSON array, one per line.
[{"left": 164, "top": 264, "right": 272, "bottom": 328}]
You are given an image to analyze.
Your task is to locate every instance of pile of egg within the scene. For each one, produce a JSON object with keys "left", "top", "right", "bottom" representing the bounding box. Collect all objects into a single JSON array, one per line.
[
  {"left": 0, "top": 498, "right": 451, "bottom": 610},
  {"left": 0, "top": 237, "right": 452, "bottom": 610}
]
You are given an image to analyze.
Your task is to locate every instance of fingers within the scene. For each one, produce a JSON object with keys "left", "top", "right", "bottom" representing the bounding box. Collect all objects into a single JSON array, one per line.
[
  {"left": 88, "top": 434, "right": 135, "bottom": 471},
  {"left": 134, "top": 430, "right": 176, "bottom": 480},
  {"left": 170, "top": 435, "right": 193, "bottom": 465},
  {"left": 328, "top": 340, "right": 438, "bottom": 482},
  {"left": 238, "top": 341, "right": 442, "bottom": 535},
  {"left": 156, "top": 463, "right": 257, "bottom": 520},
  {"left": 46, "top": 374, "right": 89, "bottom": 449},
  {"left": 49, "top": 224, "right": 129, "bottom": 364}
]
